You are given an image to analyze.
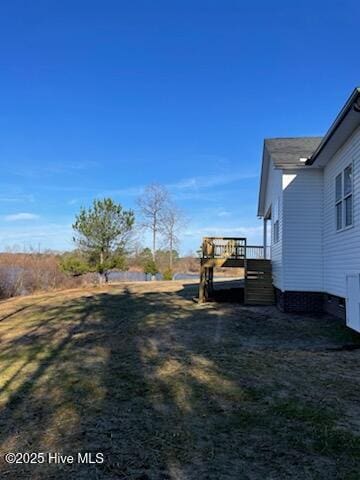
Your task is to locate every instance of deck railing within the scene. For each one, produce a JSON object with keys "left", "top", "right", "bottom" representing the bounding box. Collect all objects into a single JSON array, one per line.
[
  {"left": 245, "top": 245, "right": 270, "bottom": 259},
  {"left": 201, "top": 237, "right": 270, "bottom": 260}
]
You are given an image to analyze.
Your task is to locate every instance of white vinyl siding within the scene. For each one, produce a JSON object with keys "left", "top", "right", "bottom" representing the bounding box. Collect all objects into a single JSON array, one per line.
[
  {"left": 323, "top": 126, "right": 360, "bottom": 298},
  {"left": 264, "top": 159, "right": 283, "bottom": 290},
  {"left": 282, "top": 169, "right": 323, "bottom": 291}
]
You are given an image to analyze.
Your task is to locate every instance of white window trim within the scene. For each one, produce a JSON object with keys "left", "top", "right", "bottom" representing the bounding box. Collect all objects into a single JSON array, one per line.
[
  {"left": 273, "top": 219, "right": 279, "bottom": 243},
  {"left": 336, "top": 162, "right": 354, "bottom": 232},
  {"left": 335, "top": 172, "right": 342, "bottom": 231},
  {"left": 273, "top": 198, "right": 280, "bottom": 244}
]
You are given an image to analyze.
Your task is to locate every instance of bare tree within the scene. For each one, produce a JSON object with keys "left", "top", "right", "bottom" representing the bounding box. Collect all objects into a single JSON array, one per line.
[
  {"left": 160, "top": 203, "right": 185, "bottom": 270},
  {"left": 137, "top": 183, "right": 169, "bottom": 260}
]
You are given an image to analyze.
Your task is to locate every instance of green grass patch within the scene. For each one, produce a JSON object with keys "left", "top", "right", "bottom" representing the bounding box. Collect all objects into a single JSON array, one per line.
[{"left": 271, "top": 399, "right": 338, "bottom": 426}]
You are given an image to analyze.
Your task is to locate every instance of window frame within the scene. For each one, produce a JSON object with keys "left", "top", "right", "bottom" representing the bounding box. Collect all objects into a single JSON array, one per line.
[
  {"left": 343, "top": 164, "right": 353, "bottom": 228},
  {"left": 335, "top": 162, "right": 354, "bottom": 232},
  {"left": 335, "top": 172, "right": 343, "bottom": 231},
  {"left": 273, "top": 219, "right": 279, "bottom": 243},
  {"left": 273, "top": 197, "right": 280, "bottom": 244}
]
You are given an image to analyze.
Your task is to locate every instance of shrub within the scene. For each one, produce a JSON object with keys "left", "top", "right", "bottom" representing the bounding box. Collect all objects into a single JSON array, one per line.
[
  {"left": 143, "top": 259, "right": 158, "bottom": 276},
  {"left": 60, "top": 252, "right": 89, "bottom": 277},
  {"left": 162, "top": 269, "right": 173, "bottom": 281}
]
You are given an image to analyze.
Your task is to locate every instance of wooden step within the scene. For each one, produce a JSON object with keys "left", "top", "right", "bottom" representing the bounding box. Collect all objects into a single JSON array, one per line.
[
  {"left": 247, "top": 284, "right": 272, "bottom": 289},
  {"left": 247, "top": 259, "right": 271, "bottom": 263},
  {"left": 245, "top": 293, "right": 275, "bottom": 303},
  {"left": 246, "top": 260, "right": 271, "bottom": 268},
  {"left": 246, "top": 276, "right": 272, "bottom": 282},
  {"left": 246, "top": 274, "right": 272, "bottom": 279},
  {"left": 246, "top": 265, "right": 272, "bottom": 271},
  {"left": 246, "top": 277, "right": 272, "bottom": 282},
  {"left": 245, "top": 291, "right": 275, "bottom": 298},
  {"left": 246, "top": 271, "right": 272, "bottom": 276},
  {"left": 246, "top": 295, "right": 275, "bottom": 302},
  {"left": 246, "top": 282, "right": 273, "bottom": 288},
  {"left": 248, "top": 280, "right": 272, "bottom": 284},
  {"left": 245, "top": 289, "right": 274, "bottom": 296},
  {"left": 245, "top": 288, "right": 274, "bottom": 296},
  {"left": 247, "top": 268, "right": 272, "bottom": 273},
  {"left": 246, "top": 290, "right": 274, "bottom": 296},
  {"left": 245, "top": 299, "right": 275, "bottom": 305},
  {"left": 246, "top": 278, "right": 273, "bottom": 284}
]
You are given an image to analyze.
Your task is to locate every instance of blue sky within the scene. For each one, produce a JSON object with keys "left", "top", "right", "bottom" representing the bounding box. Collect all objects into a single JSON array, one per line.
[{"left": 0, "top": 0, "right": 359, "bottom": 253}]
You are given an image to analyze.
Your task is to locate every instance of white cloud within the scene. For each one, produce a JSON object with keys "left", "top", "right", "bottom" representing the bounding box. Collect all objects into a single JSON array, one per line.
[
  {"left": 97, "top": 171, "right": 258, "bottom": 200},
  {"left": 9, "top": 161, "right": 99, "bottom": 178},
  {"left": 4, "top": 213, "right": 40, "bottom": 222},
  {"left": 169, "top": 172, "right": 258, "bottom": 191},
  {"left": 97, "top": 186, "right": 143, "bottom": 198},
  {"left": 184, "top": 225, "right": 262, "bottom": 236},
  {"left": 217, "top": 210, "right": 231, "bottom": 217},
  {"left": 0, "top": 193, "right": 35, "bottom": 203},
  {"left": 0, "top": 222, "right": 73, "bottom": 252},
  {"left": 183, "top": 225, "right": 263, "bottom": 244}
]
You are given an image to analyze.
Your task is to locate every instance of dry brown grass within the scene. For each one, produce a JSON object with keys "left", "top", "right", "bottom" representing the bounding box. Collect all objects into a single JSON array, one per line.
[{"left": 0, "top": 281, "right": 359, "bottom": 479}]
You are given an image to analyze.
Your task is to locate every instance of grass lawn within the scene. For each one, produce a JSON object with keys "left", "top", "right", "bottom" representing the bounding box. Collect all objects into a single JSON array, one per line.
[{"left": 0, "top": 281, "right": 360, "bottom": 479}]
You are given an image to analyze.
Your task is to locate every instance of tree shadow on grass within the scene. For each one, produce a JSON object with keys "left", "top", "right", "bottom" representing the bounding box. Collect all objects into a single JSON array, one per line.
[{"left": 0, "top": 286, "right": 359, "bottom": 479}]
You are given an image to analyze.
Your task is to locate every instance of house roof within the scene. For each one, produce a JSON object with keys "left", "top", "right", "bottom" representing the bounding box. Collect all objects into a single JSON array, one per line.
[
  {"left": 264, "top": 137, "right": 323, "bottom": 167},
  {"left": 307, "top": 87, "right": 360, "bottom": 166},
  {"left": 257, "top": 87, "right": 360, "bottom": 217},
  {"left": 257, "top": 136, "right": 322, "bottom": 217}
]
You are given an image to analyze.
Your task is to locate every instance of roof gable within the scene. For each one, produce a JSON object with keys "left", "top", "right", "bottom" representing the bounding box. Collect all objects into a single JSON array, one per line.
[
  {"left": 257, "top": 137, "right": 322, "bottom": 216},
  {"left": 307, "top": 88, "right": 360, "bottom": 166},
  {"left": 258, "top": 87, "right": 360, "bottom": 217},
  {"left": 265, "top": 137, "right": 323, "bottom": 167}
]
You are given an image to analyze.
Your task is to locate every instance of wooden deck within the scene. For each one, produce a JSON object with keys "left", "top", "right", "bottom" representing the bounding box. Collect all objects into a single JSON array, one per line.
[{"left": 199, "top": 237, "right": 274, "bottom": 305}]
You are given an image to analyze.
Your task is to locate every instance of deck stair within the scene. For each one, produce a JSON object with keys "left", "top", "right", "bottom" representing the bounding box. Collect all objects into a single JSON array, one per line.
[{"left": 244, "top": 259, "right": 274, "bottom": 305}]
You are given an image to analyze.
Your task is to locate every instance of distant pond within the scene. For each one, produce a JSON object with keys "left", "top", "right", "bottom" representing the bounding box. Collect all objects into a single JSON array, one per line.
[
  {"left": 0, "top": 266, "right": 199, "bottom": 286},
  {"left": 107, "top": 271, "right": 200, "bottom": 282},
  {"left": 108, "top": 271, "right": 163, "bottom": 282}
]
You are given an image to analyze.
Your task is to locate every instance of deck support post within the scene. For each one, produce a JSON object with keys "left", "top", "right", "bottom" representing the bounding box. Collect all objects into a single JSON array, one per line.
[
  {"left": 208, "top": 267, "right": 214, "bottom": 296},
  {"left": 199, "top": 265, "right": 214, "bottom": 303},
  {"left": 199, "top": 263, "right": 206, "bottom": 303}
]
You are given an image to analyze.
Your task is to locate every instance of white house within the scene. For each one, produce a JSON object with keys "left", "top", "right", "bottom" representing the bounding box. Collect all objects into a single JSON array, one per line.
[{"left": 258, "top": 87, "right": 360, "bottom": 331}]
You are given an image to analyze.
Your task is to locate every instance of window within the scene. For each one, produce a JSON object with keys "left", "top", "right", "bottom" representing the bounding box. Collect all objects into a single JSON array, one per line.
[
  {"left": 335, "top": 173, "right": 342, "bottom": 230},
  {"left": 273, "top": 221, "right": 279, "bottom": 243},
  {"left": 335, "top": 164, "right": 353, "bottom": 231},
  {"left": 344, "top": 164, "right": 352, "bottom": 195},
  {"left": 273, "top": 198, "right": 280, "bottom": 243},
  {"left": 344, "top": 165, "right": 353, "bottom": 227},
  {"left": 336, "top": 202, "right": 342, "bottom": 230},
  {"left": 336, "top": 173, "right": 342, "bottom": 202}
]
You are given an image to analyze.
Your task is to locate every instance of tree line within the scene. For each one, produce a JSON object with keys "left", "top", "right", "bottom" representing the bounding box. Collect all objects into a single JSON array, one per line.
[{"left": 61, "top": 183, "right": 186, "bottom": 283}]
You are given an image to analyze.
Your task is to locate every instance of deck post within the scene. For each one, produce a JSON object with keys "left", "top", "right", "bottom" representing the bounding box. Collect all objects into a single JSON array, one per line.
[
  {"left": 208, "top": 267, "right": 214, "bottom": 295},
  {"left": 199, "top": 263, "right": 206, "bottom": 303}
]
